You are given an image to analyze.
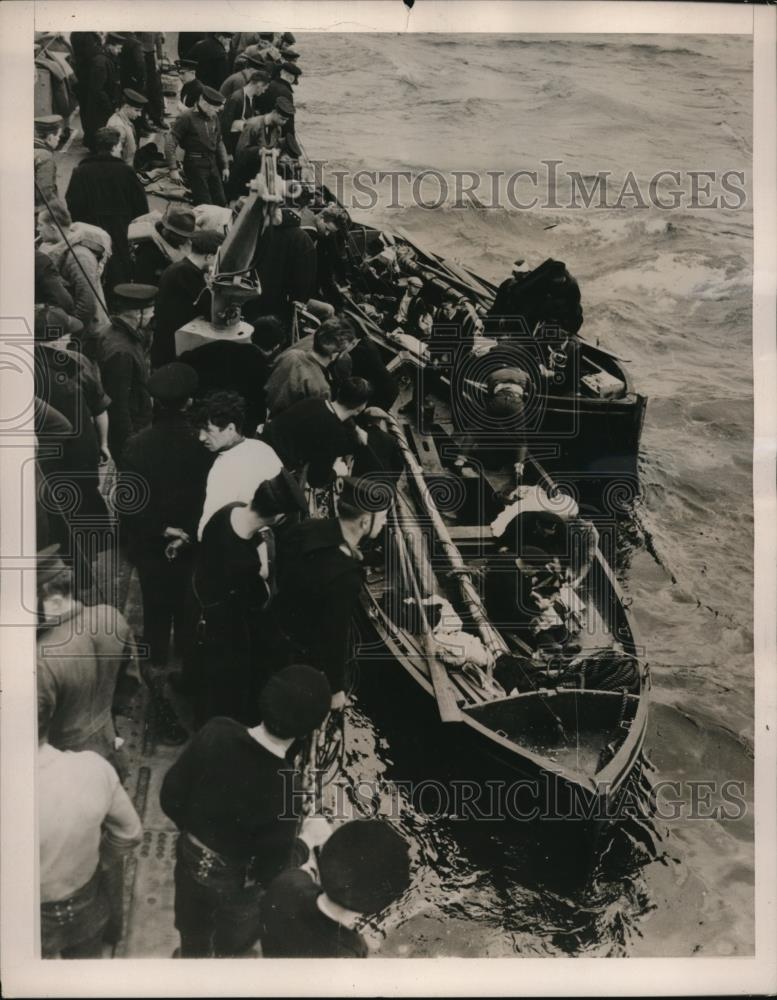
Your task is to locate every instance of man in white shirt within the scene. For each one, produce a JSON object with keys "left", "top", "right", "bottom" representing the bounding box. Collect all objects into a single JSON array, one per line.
[
  {"left": 195, "top": 390, "right": 283, "bottom": 539},
  {"left": 38, "top": 694, "right": 142, "bottom": 958}
]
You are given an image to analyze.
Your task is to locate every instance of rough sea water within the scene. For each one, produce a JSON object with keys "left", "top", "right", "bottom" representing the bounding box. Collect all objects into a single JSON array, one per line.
[{"left": 298, "top": 33, "right": 754, "bottom": 957}]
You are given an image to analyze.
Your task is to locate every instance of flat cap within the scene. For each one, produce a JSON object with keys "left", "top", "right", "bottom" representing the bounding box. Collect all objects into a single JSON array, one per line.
[
  {"left": 278, "top": 61, "right": 302, "bottom": 77},
  {"left": 34, "top": 114, "right": 63, "bottom": 135},
  {"left": 122, "top": 88, "right": 148, "bottom": 107},
  {"left": 112, "top": 283, "right": 158, "bottom": 308},
  {"left": 34, "top": 304, "right": 83, "bottom": 341},
  {"left": 148, "top": 362, "right": 198, "bottom": 403},
  {"left": 319, "top": 820, "right": 411, "bottom": 914},
  {"left": 106, "top": 32, "right": 127, "bottom": 44},
  {"left": 280, "top": 47, "right": 300, "bottom": 61},
  {"left": 37, "top": 543, "right": 68, "bottom": 587},
  {"left": 405, "top": 276, "right": 423, "bottom": 289},
  {"left": 274, "top": 95, "right": 295, "bottom": 118},
  {"left": 199, "top": 85, "right": 225, "bottom": 107},
  {"left": 259, "top": 664, "right": 331, "bottom": 739}
]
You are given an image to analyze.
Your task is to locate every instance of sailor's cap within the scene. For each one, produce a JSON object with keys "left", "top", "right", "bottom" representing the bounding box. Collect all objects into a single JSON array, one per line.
[
  {"left": 34, "top": 114, "right": 63, "bottom": 135},
  {"left": 122, "top": 88, "right": 148, "bottom": 108},
  {"left": 200, "top": 85, "right": 226, "bottom": 107},
  {"left": 112, "top": 283, "right": 158, "bottom": 309}
]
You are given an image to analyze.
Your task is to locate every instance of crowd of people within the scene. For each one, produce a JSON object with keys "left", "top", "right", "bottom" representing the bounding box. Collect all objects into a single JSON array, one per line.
[
  {"left": 32, "top": 28, "right": 590, "bottom": 961},
  {"left": 33, "top": 29, "right": 415, "bottom": 962}
]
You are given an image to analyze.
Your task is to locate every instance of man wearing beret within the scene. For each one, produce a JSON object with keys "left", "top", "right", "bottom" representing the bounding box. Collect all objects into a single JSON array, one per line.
[
  {"left": 272, "top": 475, "right": 394, "bottom": 710},
  {"left": 260, "top": 818, "right": 411, "bottom": 957},
  {"left": 152, "top": 228, "right": 224, "bottom": 368},
  {"left": 33, "top": 115, "right": 62, "bottom": 209},
  {"left": 66, "top": 125, "right": 149, "bottom": 289},
  {"left": 160, "top": 665, "right": 332, "bottom": 957},
  {"left": 121, "top": 362, "right": 212, "bottom": 744},
  {"left": 96, "top": 283, "right": 157, "bottom": 462},
  {"left": 107, "top": 88, "right": 147, "bottom": 167},
  {"left": 166, "top": 87, "right": 230, "bottom": 206}
]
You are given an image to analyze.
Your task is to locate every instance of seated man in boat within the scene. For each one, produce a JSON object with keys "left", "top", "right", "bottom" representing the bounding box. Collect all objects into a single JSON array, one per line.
[
  {"left": 452, "top": 366, "right": 529, "bottom": 482},
  {"left": 433, "top": 286, "right": 481, "bottom": 357}
]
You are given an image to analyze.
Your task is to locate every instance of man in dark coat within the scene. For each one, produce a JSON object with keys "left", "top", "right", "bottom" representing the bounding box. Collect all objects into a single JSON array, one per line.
[
  {"left": 80, "top": 33, "right": 124, "bottom": 151},
  {"left": 159, "top": 665, "right": 331, "bottom": 957},
  {"left": 272, "top": 476, "right": 393, "bottom": 709},
  {"left": 260, "top": 819, "right": 411, "bottom": 958},
  {"left": 249, "top": 206, "right": 317, "bottom": 333},
  {"left": 166, "top": 87, "right": 230, "bottom": 207},
  {"left": 263, "top": 61, "right": 300, "bottom": 139},
  {"left": 121, "top": 363, "right": 213, "bottom": 744},
  {"left": 70, "top": 31, "right": 102, "bottom": 109},
  {"left": 66, "top": 126, "right": 149, "bottom": 290},
  {"left": 151, "top": 229, "right": 223, "bottom": 368},
  {"left": 95, "top": 284, "right": 156, "bottom": 463},
  {"left": 177, "top": 60, "right": 204, "bottom": 110},
  {"left": 188, "top": 33, "right": 233, "bottom": 90},
  {"left": 177, "top": 32, "right": 206, "bottom": 61}
]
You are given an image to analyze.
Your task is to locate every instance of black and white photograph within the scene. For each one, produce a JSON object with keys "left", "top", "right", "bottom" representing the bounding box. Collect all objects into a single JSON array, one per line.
[{"left": 1, "top": 1, "right": 775, "bottom": 995}]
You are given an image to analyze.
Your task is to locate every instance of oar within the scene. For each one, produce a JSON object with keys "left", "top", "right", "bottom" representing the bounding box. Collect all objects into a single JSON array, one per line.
[{"left": 389, "top": 503, "right": 462, "bottom": 722}]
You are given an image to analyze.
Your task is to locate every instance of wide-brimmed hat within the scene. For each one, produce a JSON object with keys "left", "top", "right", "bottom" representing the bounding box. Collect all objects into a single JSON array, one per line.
[{"left": 161, "top": 205, "right": 197, "bottom": 238}]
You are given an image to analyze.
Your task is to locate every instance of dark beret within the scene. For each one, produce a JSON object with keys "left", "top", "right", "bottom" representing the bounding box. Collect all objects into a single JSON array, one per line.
[
  {"left": 318, "top": 820, "right": 411, "bottom": 913},
  {"left": 259, "top": 665, "right": 331, "bottom": 739},
  {"left": 148, "top": 362, "right": 198, "bottom": 403}
]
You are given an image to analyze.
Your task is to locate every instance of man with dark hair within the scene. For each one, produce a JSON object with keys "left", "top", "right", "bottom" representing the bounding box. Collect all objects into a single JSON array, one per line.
[
  {"left": 265, "top": 316, "right": 357, "bottom": 418},
  {"left": 121, "top": 363, "right": 212, "bottom": 744},
  {"left": 229, "top": 97, "right": 296, "bottom": 199},
  {"left": 272, "top": 476, "right": 394, "bottom": 709},
  {"left": 96, "top": 283, "right": 157, "bottom": 462},
  {"left": 81, "top": 32, "right": 125, "bottom": 151},
  {"left": 195, "top": 390, "right": 283, "bottom": 538},
  {"left": 263, "top": 376, "right": 371, "bottom": 488},
  {"left": 187, "top": 32, "right": 234, "bottom": 90},
  {"left": 66, "top": 125, "right": 149, "bottom": 289},
  {"left": 166, "top": 86, "right": 230, "bottom": 207},
  {"left": 260, "top": 818, "right": 411, "bottom": 958},
  {"left": 189, "top": 469, "right": 308, "bottom": 725},
  {"left": 151, "top": 228, "right": 224, "bottom": 368},
  {"left": 38, "top": 689, "right": 142, "bottom": 959},
  {"left": 36, "top": 546, "right": 133, "bottom": 777},
  {"left": 159, "top": 664, "right": 331, "bottom": 957}
]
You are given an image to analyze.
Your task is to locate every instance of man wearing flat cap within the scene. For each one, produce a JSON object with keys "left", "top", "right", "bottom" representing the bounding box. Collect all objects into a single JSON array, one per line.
[
  {"left": 272, "top": 475, "right": 395, "bottom": 710},
  {"left": 260, "top": 818, "right": 411, "bottom": 957},
  {"left": 96, "top": 283, "right": 157, "bottom": 462},
  {"left": 33, "top": 115, "right": 62, "bottom": 209},
  {"left": 166, "top": 86, "right": 230, "bottom": 206},
  {"left": 107, "top": 88, "right": 147, "bottom": 167},
  {"left": 160, "top": 664, "right": 331, "bottom": 957}
]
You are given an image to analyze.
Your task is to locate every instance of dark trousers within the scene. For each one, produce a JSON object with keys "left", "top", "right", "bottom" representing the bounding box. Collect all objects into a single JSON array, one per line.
[
  {"left": 133, "top": 543, "right": 194, "bottom": 666},
  {"left": 173, "top": 834, "right": 263, "bottom": 957},
  {"left": 41, "top": 867, "right": 111, "bottom": 958},
  {"left": 183, "top": 157, "right": 226, "bottom": 207}
]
